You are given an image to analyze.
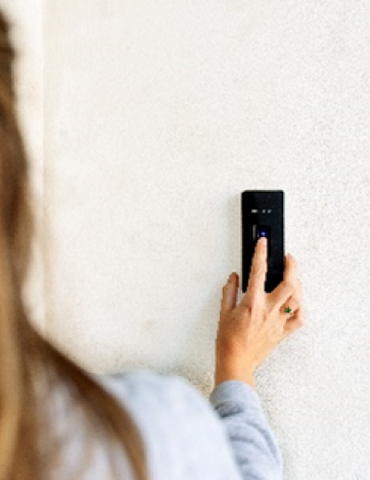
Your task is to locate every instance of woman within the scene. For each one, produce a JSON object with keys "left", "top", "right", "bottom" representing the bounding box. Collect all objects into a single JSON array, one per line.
[{"left": 0, "top": 9, "right": 304, "bottom": 480}]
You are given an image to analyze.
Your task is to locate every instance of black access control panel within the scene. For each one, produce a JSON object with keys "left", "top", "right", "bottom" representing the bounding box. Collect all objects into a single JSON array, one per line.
[{"left": 241, "top": 190, "right": 284, "bottom": 293}]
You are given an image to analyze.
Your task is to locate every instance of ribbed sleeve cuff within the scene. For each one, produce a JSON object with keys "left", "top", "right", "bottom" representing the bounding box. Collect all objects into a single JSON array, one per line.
[{"left": 209, "top": 380, "right": 262, "bottom": 410}]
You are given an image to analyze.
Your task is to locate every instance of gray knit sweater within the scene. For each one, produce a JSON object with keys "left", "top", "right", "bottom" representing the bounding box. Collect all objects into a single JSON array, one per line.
[{"left": 57, "top": 370, "right": 283, "bottom": 479}]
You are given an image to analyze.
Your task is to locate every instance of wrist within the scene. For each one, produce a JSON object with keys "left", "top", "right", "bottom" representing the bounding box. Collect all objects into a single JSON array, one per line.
[{"left": 215, "top": 367, "right": 256, "bottom": 389}]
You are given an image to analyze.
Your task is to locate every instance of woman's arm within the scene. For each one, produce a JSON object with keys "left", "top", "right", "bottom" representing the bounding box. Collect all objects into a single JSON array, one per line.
[
  {"left": 210, "top": 380, "right": 283, "bottom": 479},
  {"left": 214, "top": 237, "right": 304, "bottom": 479}
]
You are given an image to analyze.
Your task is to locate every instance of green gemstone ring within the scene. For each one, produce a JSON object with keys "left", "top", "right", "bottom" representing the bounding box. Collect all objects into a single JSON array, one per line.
[{"left": 285, "top": 307, "right": 292, "bottom": 314}]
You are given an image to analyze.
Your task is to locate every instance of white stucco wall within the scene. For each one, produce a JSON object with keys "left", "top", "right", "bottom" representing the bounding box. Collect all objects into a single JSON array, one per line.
[{"left": 5, "top": 1, "right": 370, "bottom": 478}]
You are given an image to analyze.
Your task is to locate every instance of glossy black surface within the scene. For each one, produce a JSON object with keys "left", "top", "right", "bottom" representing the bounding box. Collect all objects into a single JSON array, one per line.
[{"left": 241, "top": 191, "right": 284, "bottom": 293}]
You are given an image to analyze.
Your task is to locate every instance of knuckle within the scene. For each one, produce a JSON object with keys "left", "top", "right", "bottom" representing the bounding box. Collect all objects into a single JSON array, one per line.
[
  {"left": 240, "top": 301, "right": 259, "bottom": 318},
  {"left": 285, "top": 280, "right": 295, "bottom": 292},
  {"left": 253, "top": 259, "right": 265, "bottom": 272},
  {"left": 296, "top": 311, "right": 305, "bottom": 327},
  {"left": 251, "top": 265, "right": 262, "bottom": 278},
  {"left": 239, "top": 303, "right": 252, "bottom": 316},
  {"left": 265, "top": 299, "right": 275, "bottom": 315},
  {"left": 296, "top": 320, "right": 304, "bottom": 330}
]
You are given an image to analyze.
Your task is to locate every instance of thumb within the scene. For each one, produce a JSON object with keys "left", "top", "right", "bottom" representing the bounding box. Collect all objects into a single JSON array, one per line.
[{"left": 221, "top": 272, "right": 238, "bottom": 314}]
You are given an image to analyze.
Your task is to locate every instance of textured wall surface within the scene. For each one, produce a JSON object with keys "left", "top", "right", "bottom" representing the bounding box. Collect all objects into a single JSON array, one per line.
[{"left": 8, "top": 1, "right": 370, "bottom": 478}]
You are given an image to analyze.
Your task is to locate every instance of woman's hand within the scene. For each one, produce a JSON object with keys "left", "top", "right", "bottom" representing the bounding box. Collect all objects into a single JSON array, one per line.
[{"left": 215, "top": 236, "right": 304, "bottom": 388}]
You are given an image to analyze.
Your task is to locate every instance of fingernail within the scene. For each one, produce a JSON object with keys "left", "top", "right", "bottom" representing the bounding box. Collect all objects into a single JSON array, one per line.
[
  {"left": 260, "top": 237, "right": 267, "bottom": 245},
  {"left": 227, "top": 273, "right": 235, "bottom": 283}
]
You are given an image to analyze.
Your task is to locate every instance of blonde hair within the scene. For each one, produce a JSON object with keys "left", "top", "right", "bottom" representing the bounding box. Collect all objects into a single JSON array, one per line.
[{"left": 0, "top": 10, "right": 147, "bottom": 480}]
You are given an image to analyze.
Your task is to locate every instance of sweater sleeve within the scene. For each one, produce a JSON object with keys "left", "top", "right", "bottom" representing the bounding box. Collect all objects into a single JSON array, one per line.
[{"left": 209, "top": 380, "right": 283, "bottom": 480}]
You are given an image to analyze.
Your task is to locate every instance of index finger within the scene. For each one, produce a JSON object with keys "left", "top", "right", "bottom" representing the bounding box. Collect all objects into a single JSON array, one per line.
[{"left": 240, "top": 236, "right": 268, "bottom": 306}]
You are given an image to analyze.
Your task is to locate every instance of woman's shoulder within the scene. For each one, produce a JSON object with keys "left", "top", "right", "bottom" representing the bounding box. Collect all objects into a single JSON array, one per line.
[
  {"left": 96, "top": 369, "right": 242, "bottom": 480},
  {"left": 96, "top": 369, "right": 222, "bottom": 440},
  {"left": 97, "top": 369, "right": 209, "bottom": 412}
]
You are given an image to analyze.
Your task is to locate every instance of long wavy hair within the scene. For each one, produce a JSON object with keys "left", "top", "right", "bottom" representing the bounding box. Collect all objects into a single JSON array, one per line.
[{"left": 0, "top": 9, "right": 147, "bottom": 480}]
